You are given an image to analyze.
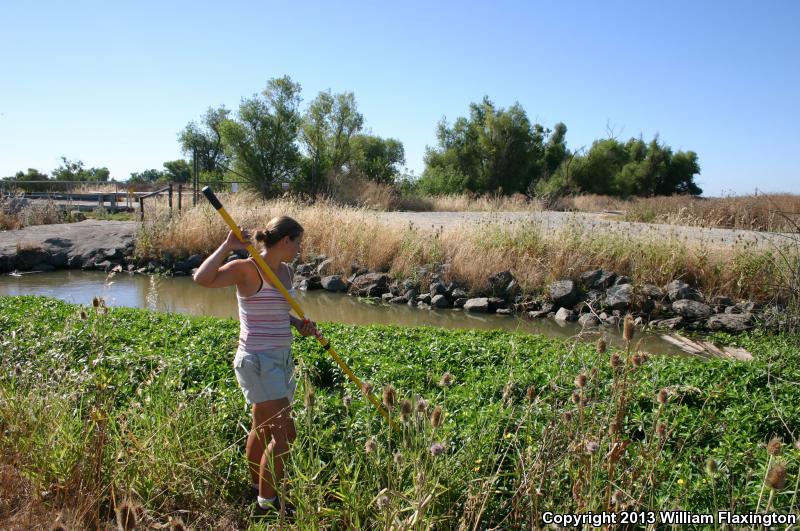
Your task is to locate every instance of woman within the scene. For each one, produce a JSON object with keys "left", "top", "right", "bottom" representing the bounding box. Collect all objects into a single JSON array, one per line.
[{"left": 193, "top": 215, "right": 316, "bottom": 516}]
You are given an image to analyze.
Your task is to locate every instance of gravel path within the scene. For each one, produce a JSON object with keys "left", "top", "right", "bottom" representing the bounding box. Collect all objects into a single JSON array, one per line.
[{"left": 374, "top": 210, "right": 794, "bottom": 250}]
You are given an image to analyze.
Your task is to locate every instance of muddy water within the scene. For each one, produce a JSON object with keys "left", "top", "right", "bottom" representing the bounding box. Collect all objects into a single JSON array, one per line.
[{"left": 0, "top": 270, "right": 687, "bottom": 356}]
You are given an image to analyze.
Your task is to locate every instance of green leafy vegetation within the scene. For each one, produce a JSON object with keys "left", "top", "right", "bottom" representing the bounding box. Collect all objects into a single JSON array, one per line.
[{"left": 1, "top": 296, "right": 798, "bottom": 529}]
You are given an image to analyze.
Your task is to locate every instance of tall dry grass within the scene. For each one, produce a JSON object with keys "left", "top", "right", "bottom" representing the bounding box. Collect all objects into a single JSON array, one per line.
[
  {"left": 137, "top": 195, "right": 793, "bottom": 303},
  {"left": 615, "top": 194, "right": 800, "bottom": 232}
]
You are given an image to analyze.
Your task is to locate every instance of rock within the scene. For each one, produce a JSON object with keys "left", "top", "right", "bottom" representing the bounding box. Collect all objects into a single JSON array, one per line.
[
  {"left": 416, "top": 294, "right": 432, "bottom": 305},
  {"left": 605, "top": 284, "right": 634, "bottom": 312},
  {"left": 549, "top": 280, "right": 578, "bottom": 309},
  {"left": 30, "top": 262, "right": 56, "bottom": 272},
  {"left": 527, "top": 310, "right": 550, "bottom": 319},
  {"left": 349, "top": 272, "right": 390, "bottom": 296},
  {"left": 417, "top": 302, "right": 431, "bottom": 310},
  {"left": 185, "top": 254, "right": 203, "bottom": 269},
  {"left": 401, "top": 279, "right": 416, "bottom": 291},
  {"left": 710, "top": 295, "right": 733, "bottom": 307},
  {"left": 431, "top": 294, "right": 450, "bottom": 308},
  {"left": 126, "top": 264, "right": 136, "bottom": 272},
  {"left": 580, "top": 270, "right": 617, "bottom": 290},
  {"left": 578, "top": 313, "right": 600, "bottom": 328},
  {"left": 296, "top": 263, "right": 315, "bottom": 276},
  {"left": 94, "top": 260, "right": 113, "bottom": 271},
  {"left": 634, "top": 316, "right": 646, "bottom": 326},
  {"left": 640, "top": 284, "right": 664, "bottom": 300},
  {"left": 296, "top": 278, "right": 311, "bottom": 291},
  {"left": 604, "top": 315, "right": 620, "bottom": 326},
  {"left": 463, "top": 298, "right": 490, "bottom": 313},
  {"left": 653, "top": 316, "right": 684, "bottom": 330},
  {"left": 496, "top": 308, "right": 514, "bottom": 316},
  {"left": 403, "top": 289, "right": 418, "bottom": 300},
  {"left": 613, "top": 275, "right": 631, "bottom": 286},
  {"left": 487, "top": 270, "right": 514, "bottom": 297},
  {"left": 381, "top": 293, "right": 395, "bottom": 302},
  {"left": 429, "top": 281, "right": 448, "bottom": 297},
  {"left": 540, "top": 302, "right": 555, "bottom": 314},
  {"left": 584, "top": 289, "right": 604, "bottom": 305},
  {"left": 321, "top": 275, "right": 348, "bottom": 292},
  {"left": 664, "top": 280, "right": 703, "bottom": 302},
  {"left": 707, "top": 313, "right": 753, "bottom": 332},
  {"left": 487, "top": 297, "right": 506, "bottom": 311},
  {"left": 389, "top": 296, "right": 408, "bottom": 304},
  {"left": 453, "top": 298, "right": 467, "bottom": 309},
  {"left": 451, "top": 288, "right": 467, "bottom": 299},
  {"left": 672, "top": 299, "right": 713, "bottom": 320},
  {"left": 312, "top": 254, "right": 328, "bottom": 265},
  {"left": 135, "top": 267, "right": 148, "bottom": 275},
  {"left": 365, "top": 284, "right": 388, "bottom": 297},
  {"left": 554, "top": 307, "right": 577, "bottom": 322},
  {"left": 316, "top": 258, "right": 335, "bottom": 276}
]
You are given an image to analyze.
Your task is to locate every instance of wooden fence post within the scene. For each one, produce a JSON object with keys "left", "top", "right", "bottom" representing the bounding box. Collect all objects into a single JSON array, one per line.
[
  {"left": 139, "top": 197, "right": 144, "bottom": 222},
  {"left": 178, "top": 184, "right": 183, "bottom": 211}
]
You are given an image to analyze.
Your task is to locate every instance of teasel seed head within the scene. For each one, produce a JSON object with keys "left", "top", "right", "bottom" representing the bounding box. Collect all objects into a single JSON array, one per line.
[
  {"left": 766, "top": 462, "right": 787, "bottom": 490},
  {"left": 767, "top": 436, "right": 782, "bottom": 456},
  {"left": 611, "top": 491, "right": 624, "bottom": 506},
  {"left": 362, "top": 382, "right": 373, "bottom": 395},
  {"left": 115, "top": 500, "right": 142, "bottom": 531},
  {"left": 584, "top": 440, "right": 599, "bottom": 455},
  {"left": 610, "top": 353, "right": 622, "bottom": 369},
  {"left": 656, "top": 421, "right": 667, "bottom": 439},
  {"left": 79, "top": 310, "right": 87, "bottom": 320},
  {"left": 526, "top": 385, "right": 536, "bottom": 404},
  {"left": 439, "top": 372, "right": 453, "bottom": 388},
  {"left": 632, "top": 352, "right": 643, "bottom": 367},
  {"left": 429, "top": 442, "right": 444, "bottom": 456},
  {"left": 416, "top": 397, "right": 428, "bottom": 414},
  {"left": 657, "top": 388, "right": 669, "bottom": 405},
  {"left": 596, "top": 337, "right": 607, "bottom": 353},
  {"left": 304, "top": 384, "right": 315, "bottom": 410},
  {"left": 400, "top": 399, "right": 412, "bottom": 422},
  {"left": 382, "top": 384, "right": 396, "bottom": 411},
  {"left": 571, "top": 391, "right": 580, "bottom": 405},
  {"left": 623, "top": 314, "right": 634, "bottom": 342},
  {"left": 169, "top": 516, "right": 187, "bottom": 531},
  {"left": 365, "top": 437, "right": 378, "bottom": 454},
  {"left": 705, "top": 457, "right": 718, "bottom": 476},
  {"left": 92, "top": 296, "right": 100, "bottom": 308},
  {"left": 431, "top": 405, "right": 443, "bottom": 429},
  {"left": 574, "top": 373, "right": 587, "bottom": 389},
  {"left": 502, "top": 382, "right": 513, "bottom": 404},
  {"left": 394, "top": 452, "right": 404, "bottom": 466},
  {"left": 563, "top": 410, "right": 574, "bottom": 422},
  {"left": 608, "top": 420, "right": 621, "bottom": 436}
]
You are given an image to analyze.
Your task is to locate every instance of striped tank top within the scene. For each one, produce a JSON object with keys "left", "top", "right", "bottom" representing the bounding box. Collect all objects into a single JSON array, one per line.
[{"left": 237, "top": 259, "right": 296, "bottom": 351}]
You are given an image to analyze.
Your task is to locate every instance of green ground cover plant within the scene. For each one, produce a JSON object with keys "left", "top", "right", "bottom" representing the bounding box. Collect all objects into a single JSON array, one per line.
[{"left": 1, "top": 295, "right": 798, "bottom": 529}]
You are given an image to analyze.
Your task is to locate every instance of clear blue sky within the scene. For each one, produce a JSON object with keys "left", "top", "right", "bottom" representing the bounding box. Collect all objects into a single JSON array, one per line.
[{"left": 1, "top": 0, "right": 798, "bottom": 196}]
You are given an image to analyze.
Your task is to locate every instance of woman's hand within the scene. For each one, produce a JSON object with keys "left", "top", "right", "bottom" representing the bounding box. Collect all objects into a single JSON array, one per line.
[
  {"left": 296, "top": 318, "right": 318, "bottom": 337},
  {"left": 223, "top": 228, "right": 250, "bottom": 251}
]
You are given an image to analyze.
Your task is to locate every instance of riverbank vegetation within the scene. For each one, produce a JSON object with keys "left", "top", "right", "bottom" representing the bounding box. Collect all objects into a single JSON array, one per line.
[
  {"left": 1, "top": 296, "right": 798, "bottom": 529},
  {"left": 134, "top": 193, "right": 795, "bottom": 307}
]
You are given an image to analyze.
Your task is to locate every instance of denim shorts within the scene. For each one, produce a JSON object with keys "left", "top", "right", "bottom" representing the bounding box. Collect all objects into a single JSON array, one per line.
[{"left": 233, "top": 347, "right": 297, "bottom": 405}]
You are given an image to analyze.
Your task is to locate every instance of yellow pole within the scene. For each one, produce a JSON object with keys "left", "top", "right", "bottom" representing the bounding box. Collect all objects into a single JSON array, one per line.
[{"left": 201, "top": 187, "right": 394, "bottom": 428}]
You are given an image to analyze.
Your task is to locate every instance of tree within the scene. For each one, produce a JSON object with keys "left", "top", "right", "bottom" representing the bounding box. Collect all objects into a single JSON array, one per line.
[
  {"left": 419, "top": 97, "right": 551, "bottom": 195},
  {"left": 299, "top": 90, "right": 364, "bottom": 194},
  {"left": 220, "top": 76, "right": 303, "bottom": 196},
  {"left": 52, "top": 157, "right": 110, "bottom": 181},
  {"left": 349, "top": 134, "right": 405, "bottom": 183},
  {"left": 178, "top": 106, "right": 230, "bottom": 180},
  {"left": 162, "top": 159, "right": 191, "bottom": 183},
  {"left": 128, "top": 169, "right": 165, "bottom": 183}
]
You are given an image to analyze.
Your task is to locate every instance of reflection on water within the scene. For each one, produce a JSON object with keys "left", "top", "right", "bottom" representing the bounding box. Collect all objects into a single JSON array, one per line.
[{"left": 0, "top": 270, "right": 686, "bottom": 355}]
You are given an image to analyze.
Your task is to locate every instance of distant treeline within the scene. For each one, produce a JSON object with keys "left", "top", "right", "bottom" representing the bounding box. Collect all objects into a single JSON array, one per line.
[{"left": 3, "top": 75, "right": 702, "bottom": 198}]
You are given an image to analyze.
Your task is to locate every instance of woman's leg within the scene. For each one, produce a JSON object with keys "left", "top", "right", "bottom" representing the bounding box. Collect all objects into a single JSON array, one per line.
[
  {"left": 246, "top": 415, "right": 268, "bottom": 487},
  {"left": 252, "top": 397, "right": 296, "bottom": 498}
]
